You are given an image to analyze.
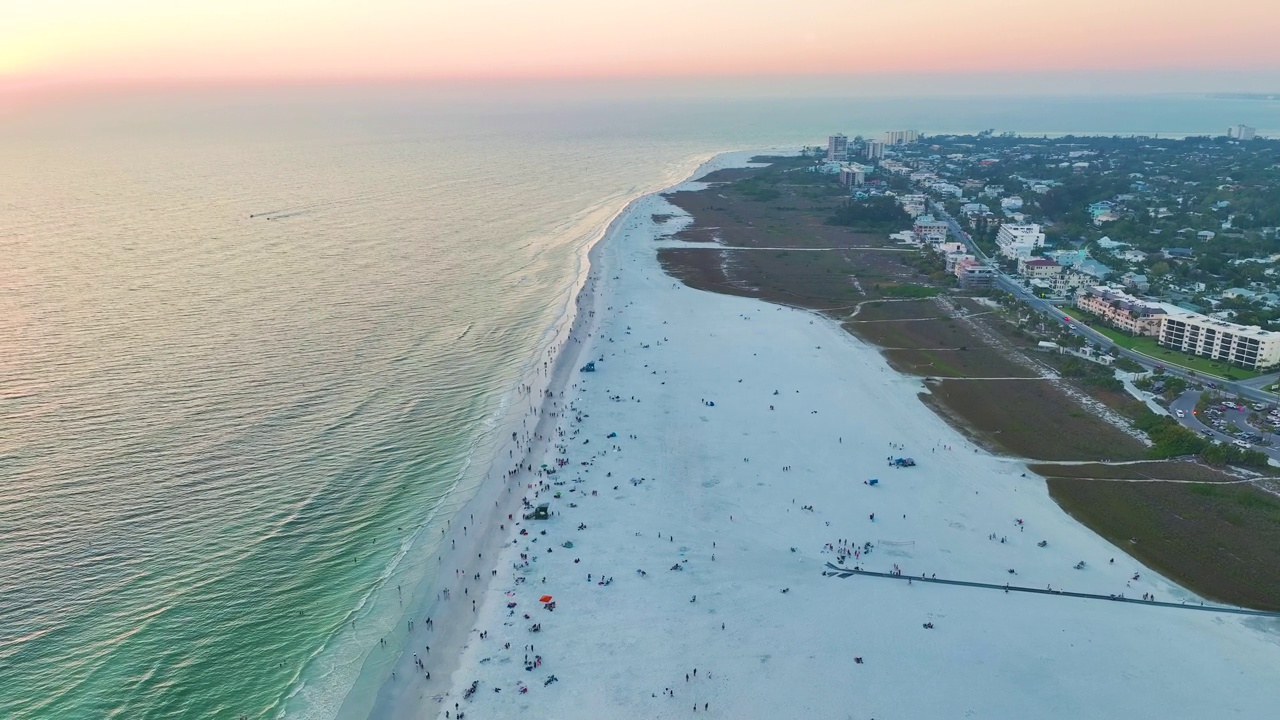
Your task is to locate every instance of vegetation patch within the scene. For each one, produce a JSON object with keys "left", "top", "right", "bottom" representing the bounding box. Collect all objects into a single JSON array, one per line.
[
  {"left": 1047, "top": 478, "right": 1280, "bottom": 610},
  {"left": 852, "top": 299, "right": 946, "bottom": 322},
  {"left": 880, "top": 348, "right": 1036, "bottom": 379},
  {"left": 878, "top": 283, "right": 941, "bottom": 299},
  {"left": 921, "top": 379, "right": 1149, "bottom": 461}
]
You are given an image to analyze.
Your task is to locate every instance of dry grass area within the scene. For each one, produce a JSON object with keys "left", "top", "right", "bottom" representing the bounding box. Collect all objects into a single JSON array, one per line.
[
  {"left": 852, "top": 299, "right": 947, "bottom": 322},
  {"left": 1047, "top": 479, "right": 1280, "bottom": 610},
  {"left": 921, "top": 379, "right": 1150, "bottom": 461},
  {"left": 849, "top": 316, "right": 990, "bottom": 350},
  {"left": 879, "top": 348, "right": 1035, "bottom": 379},
  {"left": 658, "top": 246, "right": 927, "bottom": 311},
  {"left": 846, "top": 313, "right": 1038, "bottom": 378}
]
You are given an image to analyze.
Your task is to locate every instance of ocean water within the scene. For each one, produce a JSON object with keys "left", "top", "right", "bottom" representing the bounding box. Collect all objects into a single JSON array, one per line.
[{"left": 1, "top": 87, "right": 1277, "bottom": 719}]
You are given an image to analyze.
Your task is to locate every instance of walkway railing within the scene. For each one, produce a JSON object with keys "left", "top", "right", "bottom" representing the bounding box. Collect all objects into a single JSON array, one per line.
[{"left": 822, "top": 563, "right": 1280, "bottom": 618}]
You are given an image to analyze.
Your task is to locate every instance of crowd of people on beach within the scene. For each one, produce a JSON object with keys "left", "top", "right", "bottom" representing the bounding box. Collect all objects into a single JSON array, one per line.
[{"left": 366, "top": 185, "right": 1189, "bottom": 720}]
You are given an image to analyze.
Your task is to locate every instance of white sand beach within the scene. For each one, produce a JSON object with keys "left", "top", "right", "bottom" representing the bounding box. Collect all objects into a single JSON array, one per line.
[{"left": 379, "top": 152, "right": 1280, "bottom": 720}]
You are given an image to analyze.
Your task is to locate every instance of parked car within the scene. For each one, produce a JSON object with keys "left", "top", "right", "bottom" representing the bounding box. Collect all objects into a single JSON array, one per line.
[{"left": 1175, "top": 410, "right": 1185, "bottom": 418}]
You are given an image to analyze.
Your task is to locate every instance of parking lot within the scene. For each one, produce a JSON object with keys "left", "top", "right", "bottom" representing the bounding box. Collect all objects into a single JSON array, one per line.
[{"left": 1170, "top": 390, "right": 1280, "bottom": 459}]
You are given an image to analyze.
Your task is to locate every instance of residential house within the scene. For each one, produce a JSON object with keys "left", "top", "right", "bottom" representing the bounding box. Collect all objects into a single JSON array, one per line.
[
  {"left": 1075, "top": 259, "right": 1114, "bottom": 281},
  {"left": 1121, "top": 272, "right": 1150, "bottom": 293},
  {"left": 1222, "top": 288, "right": 1257, "bottom": 300}
]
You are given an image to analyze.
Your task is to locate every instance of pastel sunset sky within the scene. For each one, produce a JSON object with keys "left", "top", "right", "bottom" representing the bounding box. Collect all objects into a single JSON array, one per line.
[{"left": 3, "top": 0, "right": 1277, "bottom": 88}]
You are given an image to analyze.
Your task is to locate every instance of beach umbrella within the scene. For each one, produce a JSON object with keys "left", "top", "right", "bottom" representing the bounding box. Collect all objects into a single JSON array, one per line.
[{"left": 539, "top": 595, "right": 554, "bottom": 603}]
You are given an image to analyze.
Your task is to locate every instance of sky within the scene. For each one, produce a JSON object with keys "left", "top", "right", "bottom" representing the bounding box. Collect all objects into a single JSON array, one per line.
[{"left": 2, "top": 0, "right": 1278, "bottom": 92}]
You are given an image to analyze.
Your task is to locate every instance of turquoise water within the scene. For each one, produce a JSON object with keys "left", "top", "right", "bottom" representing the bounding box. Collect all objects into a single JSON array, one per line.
[{"left": 1, "top": 88, "right": 1277, "bottom": 719}]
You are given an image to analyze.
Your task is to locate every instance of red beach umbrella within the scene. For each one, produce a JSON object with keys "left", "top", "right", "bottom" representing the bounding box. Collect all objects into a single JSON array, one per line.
[{"left": 539, "top": 595, "right": 554, "bottom": 603}]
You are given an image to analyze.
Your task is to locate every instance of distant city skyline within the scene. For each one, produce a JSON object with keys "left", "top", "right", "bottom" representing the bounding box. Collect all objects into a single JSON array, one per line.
[{"left": 3, "top": 0, "right": 1278, "bottom": 94}]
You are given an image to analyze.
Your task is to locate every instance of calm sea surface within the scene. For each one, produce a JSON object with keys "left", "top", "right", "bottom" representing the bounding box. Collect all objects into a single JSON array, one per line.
[{"left": 1, "top": 89, "right": 1277, "bottom": 719}]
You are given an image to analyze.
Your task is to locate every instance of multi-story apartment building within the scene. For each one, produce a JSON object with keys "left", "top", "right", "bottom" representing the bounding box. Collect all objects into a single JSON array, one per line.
[
  {"left": 1228, "top": 125, "right": 1257, "bottom": 141},
  {"left": 1076, "top": 286, "right": 1280, "bottom": 370},
  {"left": 883, "top": 129, "right": 920, "bottom": 145},
  {"left": 913, "top": 216, "right": 950, "bottom": 243},
  {"left": 1018, "top": 257, "right": 1063, "bottom": 279},
  {"left": 1159, "top": 312, "right": 1280, "bottom": 371},
  {"left": 996, "top": 223, "right": 1045, "bottom": 259},
  {"left": 898, "top": 193, "right": 927, "bottom": 217},
  {"left": 827, "top": 134, "right": 848, "bottom": 160},
  {"left": 1075, "top": 286, "right": 1167, "bottom": 337}
]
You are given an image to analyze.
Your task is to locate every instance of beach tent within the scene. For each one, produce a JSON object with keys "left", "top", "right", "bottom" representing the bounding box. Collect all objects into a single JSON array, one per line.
[
  {"left": 533, "top": 503, "right": 550, "bottom": 519},
  {"left": 868, "top": 478, "right": 879, "bottom": 486},
  {"left": 581, "top": 361, "right": 596, "bottom": 372}
]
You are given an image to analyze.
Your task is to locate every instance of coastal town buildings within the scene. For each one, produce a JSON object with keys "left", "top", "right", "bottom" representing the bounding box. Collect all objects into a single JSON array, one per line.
[
  {"left": 883, "top": 129, "right": 920, "bottom": 145},
  {"left": 1018, "top": 257, "right": 1063, "bottom": 279},
  {"left": 1076, "top": 286, "right": 1168, "bottom": 337},
  {"left": 913, "top": 216, "right": 950, "bottom": 243},
  {"left": 839, "top": 162, "right": 871, "bottom": 187},
  {"left": 898, "top": 193, "right": 928, "bottom": 217},
  {"left": 995, "top": 223, "right": 1046, "bottom": 259},
  {"left": 864, "top": 140, "right": 885, "bottom": 160},
  {"left": 956, "top": 263, "right": 997, "bottom": 290},
  {"left": 827, "top": 134, "right": 848, "bottom": 160},
  {"left": 945, "top": 252, "right": 976, "bottom": 272},
  {"left": 1074, "top": 285, "right": 1280, "bottom": 371},
  {"left": 1228, "top": 125, "right": 1257, "bottom": 141},
  {"left": 1159, "top": 312, "right": 1280, "bottom": 371}
]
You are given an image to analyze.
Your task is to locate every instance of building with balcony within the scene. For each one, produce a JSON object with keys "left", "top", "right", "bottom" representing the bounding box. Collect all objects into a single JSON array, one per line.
[
  {"left": 996, "top": 223, "right": 1045, "bottom": 259},
  {"left": 913, "top": 216, "right": 950, "bottom": 243},
  {"left": 1159, "top": 312, "right": 1280, "bottom": 371},
  {"left": 827, "top": 134, "right": 848, "bottom": 160},
  {"left": 883, "top": 129, "right": 920, "bottom": 145},
  {"left": 1075, "top": 286, "right": 1167, "bottom": 337},
  {"left": 1018, "top": 257, "right": 1063, "bottom": 279}
]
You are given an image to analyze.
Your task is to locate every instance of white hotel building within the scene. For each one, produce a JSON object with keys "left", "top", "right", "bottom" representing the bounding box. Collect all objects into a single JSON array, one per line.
[{"left": 995, "top": 224, "right": 1046, "bottom": 259}]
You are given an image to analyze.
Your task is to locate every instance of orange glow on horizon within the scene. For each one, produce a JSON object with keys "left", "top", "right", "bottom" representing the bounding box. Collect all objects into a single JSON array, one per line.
[{"left": 1, "top": 0, "right": 1277, "bottom": 88}]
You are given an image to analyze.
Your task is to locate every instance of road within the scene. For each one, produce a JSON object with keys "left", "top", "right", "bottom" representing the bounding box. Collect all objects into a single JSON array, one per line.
[{"left": 929, "top": 202, "right": 1280, "bottom": 405}]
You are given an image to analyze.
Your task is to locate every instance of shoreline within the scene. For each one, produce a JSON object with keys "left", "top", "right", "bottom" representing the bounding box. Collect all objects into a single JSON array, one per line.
[{"left": 353, "top": 152, "right": 727, "bottom": 720}]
